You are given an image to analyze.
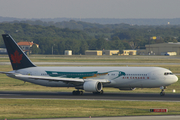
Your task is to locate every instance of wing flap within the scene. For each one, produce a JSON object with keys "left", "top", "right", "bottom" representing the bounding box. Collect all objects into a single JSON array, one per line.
[{"left": 15, "top": 74, "right": 84, "bottom": 82}]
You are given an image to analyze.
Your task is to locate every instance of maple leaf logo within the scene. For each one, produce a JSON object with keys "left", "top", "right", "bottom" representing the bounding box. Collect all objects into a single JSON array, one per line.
[{"left": 11, "top": 50, "right": 23, "bottom": 63}]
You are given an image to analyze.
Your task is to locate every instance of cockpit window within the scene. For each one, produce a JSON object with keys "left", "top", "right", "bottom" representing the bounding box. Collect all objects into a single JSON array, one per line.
[{"left": 164, "top": 72, "right": 173, "bottom": 75}]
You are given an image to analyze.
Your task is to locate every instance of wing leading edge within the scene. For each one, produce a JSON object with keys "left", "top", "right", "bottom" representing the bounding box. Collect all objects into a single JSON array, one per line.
[{"left": 14, "top": 74, "right": 111, "bottom": 83}]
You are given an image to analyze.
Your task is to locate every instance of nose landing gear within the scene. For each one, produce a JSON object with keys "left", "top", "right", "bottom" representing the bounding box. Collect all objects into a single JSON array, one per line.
[{"left": 160, "top": 86, "right": 166, "bottom": 96}]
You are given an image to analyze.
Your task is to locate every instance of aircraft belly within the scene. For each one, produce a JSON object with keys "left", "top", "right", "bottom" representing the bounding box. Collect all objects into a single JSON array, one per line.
[
  {"left": 14, "top": 76, "right": 74, "bottom": 87},
  {"left": 112, "top": 79, "right": 134, "bottom": 87},
  {"left": 112, "top": 78, "right": 161, "bottom": 88},
  {"left": 138, "top": 79, "right": 166, "bottom": 88}
]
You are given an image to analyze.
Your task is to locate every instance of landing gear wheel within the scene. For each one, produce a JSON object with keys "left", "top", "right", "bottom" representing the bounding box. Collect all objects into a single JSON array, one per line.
[
  {"left": 80, "top": 91, "right": 83, "bottom": 95},
  {"left": 93, "top": 90, "right": 104, "bottom": 95},
  {"left": 72, "top": 90, "right": 83, "bottom": 95},
  {"left": 160, "top": 86, "right": 166, "bottom": 96},
  {"left": 160, "top": 91, "right": 165, "bottom": 96},
  {"left": 100, "top": 90, "right": 104, "bottom": 94}
]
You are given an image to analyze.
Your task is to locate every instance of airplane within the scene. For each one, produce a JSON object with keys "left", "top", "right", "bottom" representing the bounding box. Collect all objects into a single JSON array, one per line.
[{"left": 0, "top": 34, "right": 178, "bottom": 96}]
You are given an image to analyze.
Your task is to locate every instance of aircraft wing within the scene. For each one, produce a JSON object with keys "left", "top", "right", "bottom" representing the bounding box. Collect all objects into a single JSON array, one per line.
[
  {"left": 0, "top": 71, "right": 14, "bottom": 74},
  {"left": 14, "top": 74, "right": 111, "bottom": 83}
]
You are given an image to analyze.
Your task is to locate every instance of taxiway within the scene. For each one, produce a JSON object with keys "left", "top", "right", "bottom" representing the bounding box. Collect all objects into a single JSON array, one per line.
[{"left": 0, "top": 91, "right": 179, "bottom": 102}]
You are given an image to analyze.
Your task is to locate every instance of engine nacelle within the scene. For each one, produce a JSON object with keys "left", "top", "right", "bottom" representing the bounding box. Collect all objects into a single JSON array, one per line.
[
  {"left": 83, "top": 81, "right": 103, "bottom": 92},
  {"left": 119, "top": 88, "right": 136, "bottom": 91}
]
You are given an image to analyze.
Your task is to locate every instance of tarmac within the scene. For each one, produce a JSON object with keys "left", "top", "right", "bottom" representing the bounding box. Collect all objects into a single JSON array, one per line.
[{"left": 16, "top": 115, "right": 180, "bottom": 120}]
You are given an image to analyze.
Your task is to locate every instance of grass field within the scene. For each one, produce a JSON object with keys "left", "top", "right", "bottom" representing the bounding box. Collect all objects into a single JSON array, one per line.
[
  {"left": 1, "top": 99, "right": 180, "bottom": 119},
  {"left": 0, "top": 55, "right": 180, "bottom": 119},
  {"left": 1, "top": 54, "right": 180, "bottom": 63}
]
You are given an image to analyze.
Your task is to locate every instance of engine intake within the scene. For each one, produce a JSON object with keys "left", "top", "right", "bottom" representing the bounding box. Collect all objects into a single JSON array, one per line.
[{"left": 83, "top": 81, "right": 103, "bottom": 92}]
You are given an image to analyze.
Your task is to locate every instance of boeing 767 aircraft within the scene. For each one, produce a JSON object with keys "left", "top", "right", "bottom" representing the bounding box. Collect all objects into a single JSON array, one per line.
[{"left": 1, "top": 34, "right": 178, "bottom": 96}]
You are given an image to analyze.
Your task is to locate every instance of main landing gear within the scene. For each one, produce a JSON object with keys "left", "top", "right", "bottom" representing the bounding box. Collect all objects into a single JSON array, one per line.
[
  {"left": 93, "top": 90, "right": 104, "bottom": 95},
  {"left": 160, "top": 86, "right": 166, "bottom": 96},
  {"left": 72, "top": 90, "right": 104, "bottom": 95},
  {"left": 72, "top": 90, "right": 83, "bottom": 95}
]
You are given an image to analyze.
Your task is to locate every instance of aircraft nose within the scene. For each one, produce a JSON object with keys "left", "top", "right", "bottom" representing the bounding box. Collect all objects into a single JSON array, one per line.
[{"left": 173, "top": 75, "right": 178, "bottom": 83}]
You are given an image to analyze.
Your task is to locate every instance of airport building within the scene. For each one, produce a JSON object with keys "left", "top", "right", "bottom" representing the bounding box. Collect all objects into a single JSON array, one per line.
[
  {"left": 85, "top": 50, "right": 103, "bottom": 55},
  {"left": 138, "top": 42, "right": 180, "bottom": 55},
  {"left": 64, "top": 50, "right": 72, "bottom": 55},
  {"left": 0, "top": 48, "right": 7, "bottom": 54},
  {"left": 120, "top": 42, "right": 180, "bottom": 56},
  {"left": 123, "top": 50, "right": 137, "bottom": 55},
  {"left": 103, "top": 50, "right": 119, "bottom": 55},
  {"left": 85, "top": 50, "right": 119, "bottom": 55},
  {"left": 17, "top": 41, "right": 39, "bottom": 53}
]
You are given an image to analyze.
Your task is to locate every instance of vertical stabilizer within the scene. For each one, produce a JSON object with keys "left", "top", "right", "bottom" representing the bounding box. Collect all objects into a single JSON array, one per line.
[{"left": 2, "top": 34, "right": 36, "bottom": 70}]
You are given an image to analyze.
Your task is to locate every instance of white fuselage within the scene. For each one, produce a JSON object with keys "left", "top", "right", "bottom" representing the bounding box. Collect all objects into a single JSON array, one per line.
[{"left": 9, "top": 66, "right": 178, "bottom": 89}]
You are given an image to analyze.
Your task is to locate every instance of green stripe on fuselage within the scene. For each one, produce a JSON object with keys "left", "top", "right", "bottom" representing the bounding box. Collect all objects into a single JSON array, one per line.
[
  {"left": 46, "top": 70, "right": 126, "bottom": 79},
  {"left": 46, "top": 71, "right": 98, "bottom": 78}
]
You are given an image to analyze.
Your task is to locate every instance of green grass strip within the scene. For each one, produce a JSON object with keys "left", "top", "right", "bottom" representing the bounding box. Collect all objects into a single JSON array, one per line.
[{"left": 0, "top": 99, "right": 180, "bottom": 119}]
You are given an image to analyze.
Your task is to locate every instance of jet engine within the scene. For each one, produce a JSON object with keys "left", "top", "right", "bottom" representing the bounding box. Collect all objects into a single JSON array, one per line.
[{"left": 83, "top": 81, "right": 103, "bottom": 92}]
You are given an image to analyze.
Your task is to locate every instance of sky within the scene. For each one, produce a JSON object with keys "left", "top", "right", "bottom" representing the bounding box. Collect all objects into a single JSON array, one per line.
[{"left": 0, "top": 0, "right": 180, "bottom": 19}]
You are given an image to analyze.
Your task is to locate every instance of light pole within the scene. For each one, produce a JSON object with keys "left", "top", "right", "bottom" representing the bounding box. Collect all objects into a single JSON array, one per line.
[
  {"left": 52, "top": 45, "right": 53, "bottom": 55},
  {"left": 52, "top": 44, "right": 55, "bottom": 55}
]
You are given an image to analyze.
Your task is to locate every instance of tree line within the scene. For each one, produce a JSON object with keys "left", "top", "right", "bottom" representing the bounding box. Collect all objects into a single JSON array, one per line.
[{"left": 0, "top": 22, "right": 180, "bottom": 55}]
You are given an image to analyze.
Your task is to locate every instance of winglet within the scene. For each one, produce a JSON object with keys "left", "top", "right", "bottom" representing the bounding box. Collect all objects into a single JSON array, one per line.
[{"left": 2, "top": 34, "right": 36, "bottom": 70}]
